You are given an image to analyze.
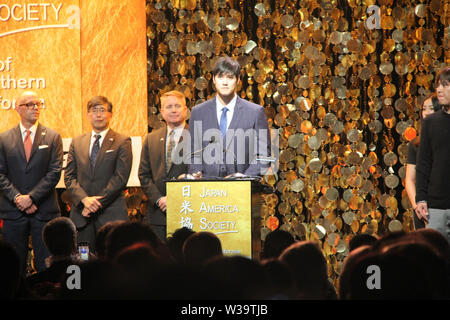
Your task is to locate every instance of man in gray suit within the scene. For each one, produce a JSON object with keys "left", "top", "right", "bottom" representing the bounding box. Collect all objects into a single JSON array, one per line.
[
  {"left": 139, "top": 90, "right": 189, "bottom": 240},
  {"left": 188, "top": 56, "right": 271, "bottom": 178},
  {"left": 0, "top": 91, "right": 63, "bottom": 274},
  {"left": 64, "top": 96, "right": 132, "bottom": 252}
]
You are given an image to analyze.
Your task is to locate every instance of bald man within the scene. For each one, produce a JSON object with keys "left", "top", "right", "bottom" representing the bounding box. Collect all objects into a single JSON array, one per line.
[{"left": 0, "top": 91, "right": 63, "bottom": 274}]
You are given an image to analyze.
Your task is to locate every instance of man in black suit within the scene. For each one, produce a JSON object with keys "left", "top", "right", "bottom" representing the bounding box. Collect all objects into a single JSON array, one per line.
[
  {"left": 0, "top": 91, "right": 63, "bottom": 274},
  {"left": 138, "top": 90, "right": 189, "bottom": 240},
  {"left": 64, "top": 96, "right": 132, "bottom": 252}
]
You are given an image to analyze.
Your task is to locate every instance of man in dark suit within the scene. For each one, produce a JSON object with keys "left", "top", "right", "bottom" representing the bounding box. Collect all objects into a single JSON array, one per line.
[
  {"left": 188, "top": 56, "right": 271, "bottom": 178},
  {"left": 64, "top": 96, "right": 132, "bottom": 252},
  {"left": 139, "top": 90, "right": 189, "bottom": 240},
  {"left": 0, "top": 91, "right": 63, "bottom": 274}
]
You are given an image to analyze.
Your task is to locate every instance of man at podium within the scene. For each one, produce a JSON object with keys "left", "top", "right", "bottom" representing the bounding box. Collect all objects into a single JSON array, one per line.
[{"left": 188, "top": 56, "right": 271, "bottom": 179}]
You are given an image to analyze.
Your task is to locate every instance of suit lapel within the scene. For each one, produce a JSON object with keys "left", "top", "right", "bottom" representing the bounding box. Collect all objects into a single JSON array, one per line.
[
  {"left": 225, "top": 96, "right": 244, "bottom": 150},
  {"left": 93, "top": 129, "right": 115, "bottom": 172},
  {"left": 81, "top": 133, "right": 92, "bottom": 172},
  {"left": 167, "top": 124, "right": 189, "bottom": 174},
  {"left": 159, "top": 126, "right": 168, "bottom": 174},
  {"left": 14, "top": 125, "right": 27, "bottom": 162},
  {"left": 210, "top": 97, "right": 220, "bottom": 130},
  {"left": 228, "top": 96, "right": 243, "bottom": 131},
  {"left": 28, "top": 124, "right": 44, "bottom": 163}
]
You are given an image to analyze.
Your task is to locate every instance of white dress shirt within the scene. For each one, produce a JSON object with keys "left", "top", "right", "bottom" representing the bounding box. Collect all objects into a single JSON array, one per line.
[
  {"left": 166, "top": 123, "right": 186, "bottom": 150},
  {"left": 19, "top": 122, "right": 37, "bottom": 144},
  {"left": 216, "top": 94, "right": 237, "bottom": 130},
  {"left": 89, "top": 128, "right": 109, "bottom": 157}
]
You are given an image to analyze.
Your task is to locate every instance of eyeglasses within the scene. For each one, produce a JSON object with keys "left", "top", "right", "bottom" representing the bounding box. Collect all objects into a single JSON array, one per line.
[
  {"left": 88, "top": 107, "right": 110, "bottom": 114},
  {"left": 18, "top": 102, "right": 43, "bottom": 109}
]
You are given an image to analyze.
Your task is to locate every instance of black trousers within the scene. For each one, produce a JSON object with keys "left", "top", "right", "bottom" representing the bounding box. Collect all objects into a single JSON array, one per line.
[{"left": 2, "top": 215, "right": 50, "bottom": 275}]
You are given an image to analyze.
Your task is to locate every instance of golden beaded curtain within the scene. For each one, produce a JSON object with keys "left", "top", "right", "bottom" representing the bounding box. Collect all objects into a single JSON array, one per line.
[{"left": 145, "top": 0, "right": 449, "bottom": 283}]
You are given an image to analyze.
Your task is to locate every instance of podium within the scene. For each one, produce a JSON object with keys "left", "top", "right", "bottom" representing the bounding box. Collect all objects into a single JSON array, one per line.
[{"left": 166, "top": 178, "right": 270, "bottom": 259}]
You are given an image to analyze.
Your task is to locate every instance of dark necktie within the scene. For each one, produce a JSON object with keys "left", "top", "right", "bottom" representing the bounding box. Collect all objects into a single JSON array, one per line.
[
  {"left": 90, "top": 134, "right": 101, "bottom": 171},
  {"left": 166, "top": 130, "right": 175, "bottom": 173},
  {"left": 220, "top": 107, "right": 228, "bottom": 139},
  {"left": 24, "top": 130, "right": 32, "bottom": 162}
]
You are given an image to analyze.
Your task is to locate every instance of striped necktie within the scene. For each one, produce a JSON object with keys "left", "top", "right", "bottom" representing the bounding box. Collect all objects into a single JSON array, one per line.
[
  {"left": 90, "top": 134, "right": 101, "bottom": 171},
  {"left": 166, "top": 130, "right": 175, "bottom": 173}
]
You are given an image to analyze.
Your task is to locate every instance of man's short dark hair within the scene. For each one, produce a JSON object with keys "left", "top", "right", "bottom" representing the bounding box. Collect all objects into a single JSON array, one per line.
[
  {"left": 436, "top": 66, "right": 450, "bottom": 87},
  {"left": 87, "top": 96, "right": 113, "bottom": 112},
  {"left": 43, "top": 217, "right": 77, "bottom": 256},
  {"left": 212, "top": 56, "right": 241, "bottom": 79}
]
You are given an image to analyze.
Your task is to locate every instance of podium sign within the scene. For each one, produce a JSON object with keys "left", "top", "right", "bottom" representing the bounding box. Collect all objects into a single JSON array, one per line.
[{"left": 167, "top": 180, "right": 253, "bottom": 258}]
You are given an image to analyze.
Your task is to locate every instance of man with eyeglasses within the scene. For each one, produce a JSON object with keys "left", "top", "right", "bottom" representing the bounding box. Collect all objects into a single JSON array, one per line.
[
  {"left": 64, "top": 96, "right": 132, "bottom": 253},
  {"left": 138, "top": 90, "right": 189, "bottom": 240},
  {"left": 0, "top": 91, "right": 63, "bottom": 275}
]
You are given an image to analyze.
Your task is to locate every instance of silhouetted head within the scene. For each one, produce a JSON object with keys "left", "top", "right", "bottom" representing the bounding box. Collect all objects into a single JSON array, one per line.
[
  {"left": 261, "top": 229, "right": 295, "bottom": 260},
  {"left": 183, "top": 231, "right": 223, "bottom": 265}
]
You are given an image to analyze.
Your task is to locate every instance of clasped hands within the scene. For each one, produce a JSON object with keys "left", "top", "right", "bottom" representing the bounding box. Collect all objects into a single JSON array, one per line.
[
  {"left": 15, "top": 194, "right": 37, "bottom": 214},
  {"left": 81, "top": 196, "right": 104, "bottom": 217}
]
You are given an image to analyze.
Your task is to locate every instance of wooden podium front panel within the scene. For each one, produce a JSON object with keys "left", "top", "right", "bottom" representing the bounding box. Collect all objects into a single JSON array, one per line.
[{"left": 167, "top": 181, "right": 252, "bottom": 258}]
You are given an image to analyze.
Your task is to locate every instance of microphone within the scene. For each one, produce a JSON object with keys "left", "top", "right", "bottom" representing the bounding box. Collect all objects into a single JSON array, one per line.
[
  {"left": 179, "top": 136, "right": 217, "bottom": 173},
  {"left": 177, "top": 136, "right": 218, "bottom": 180},
  {"left": 222, "top": 141, "right": 263, "bottom": 180},
  {"left": 187, "top": 136, "right": 217, "bottom": 159},
  {"left": 255, "top": 155, "right": 276, "bottom": 162}
]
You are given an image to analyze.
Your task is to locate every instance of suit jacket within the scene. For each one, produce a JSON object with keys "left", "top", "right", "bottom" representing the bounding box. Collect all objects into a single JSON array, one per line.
[
  {"left": 64, "top": 129, "right": 132, "bottom": 229},
  {"left": 138, "top": 125, "right": 188, "bottom": 225},
  {"left": 0, "top": 123, "right": 63, "bottom": 221},
  {"left": 188, "top": 96, "right": 271, "bottom": 177}
]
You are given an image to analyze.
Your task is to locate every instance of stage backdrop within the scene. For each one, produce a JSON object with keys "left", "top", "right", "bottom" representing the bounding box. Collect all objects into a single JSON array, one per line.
[
  {"left": 0, "top": 0, "right": 147, "bottom": 139},
  {"left": 144, "top": 0, "right": 449, "bottom": 287}
]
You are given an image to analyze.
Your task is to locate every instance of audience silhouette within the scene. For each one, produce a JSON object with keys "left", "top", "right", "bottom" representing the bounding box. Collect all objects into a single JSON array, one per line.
[
  {"left": 95, "top": 220, "right": 125, "bottom": 259},
  {"left": 279, "top": 240, "right": 335, "bottom": 299},
  {"left": 339, "top": 231, "right": 450, "bottom": 299},
  {"left": 26, "top": 217, "right": 80, "bottom": 298},
  {"left": 260, "top": 229, "right": 295, "bottom": 260},
  {"left": 1, "top": 218, "right": 449, "bottom": 300},
  {"left": 348, "top": 233, "right": 378, "bottom": 252},
  {"left": 165, "top": 227, "right": 195, "bottom": 264},
  {"left": 0, "top": 240, "right": 22, "bottom": 300},
  {"left": 182, "top": 231, "right": 223, "bottom": 266}
]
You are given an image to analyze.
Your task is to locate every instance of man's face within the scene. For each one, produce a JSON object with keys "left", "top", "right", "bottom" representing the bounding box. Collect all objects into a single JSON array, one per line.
[
  {"left": 436, "top": 80, "right": 450, "bottom": 106},
  {"left": 16, "top": 92, "right": 41, "bottom": 125},
  {"left": 213, "top": 72, "right": 239, "bottom": 97},
  {"left": 88, "top": 103, "right": 112, "bottom": 132},
  {"left": 161, "top": 95, "right": 187, "bottom": 127}
]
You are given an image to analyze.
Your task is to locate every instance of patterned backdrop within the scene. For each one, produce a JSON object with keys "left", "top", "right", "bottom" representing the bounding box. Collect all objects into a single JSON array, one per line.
[{"left": 145, "top": 0, "right": 449, "bottom": 285}]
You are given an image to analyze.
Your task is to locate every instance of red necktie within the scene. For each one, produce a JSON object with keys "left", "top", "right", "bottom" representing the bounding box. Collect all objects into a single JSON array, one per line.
[{"left": 24, "top": 130, "right": 32, "bottom": 162}]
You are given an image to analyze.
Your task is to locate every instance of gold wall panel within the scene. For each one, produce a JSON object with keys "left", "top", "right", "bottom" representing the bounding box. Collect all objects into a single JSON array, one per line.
[
  {"left": 0, "top": 0, "right": 82, "bottom": 137},
  {"left": 80, "top": 0, "right": 148, "bottom": 137},
  {"left": 0, "top": 0, "right": 148, "bottom": 138}
]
